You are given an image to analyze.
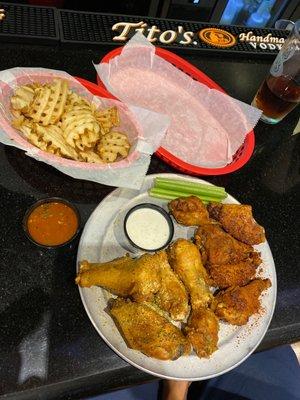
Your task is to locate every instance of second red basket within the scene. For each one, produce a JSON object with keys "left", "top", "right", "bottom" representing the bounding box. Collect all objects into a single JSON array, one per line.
[{"left": 97, "top": 47, "right": 255, "bottom": 176}]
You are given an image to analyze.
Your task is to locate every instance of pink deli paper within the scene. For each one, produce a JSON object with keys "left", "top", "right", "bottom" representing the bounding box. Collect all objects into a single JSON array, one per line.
[
  {"left": 0, "top": 67, "right": 170, "bottom": 189},
  {"left": 95, "top": 33, "right": 262, "bottom": 168}
]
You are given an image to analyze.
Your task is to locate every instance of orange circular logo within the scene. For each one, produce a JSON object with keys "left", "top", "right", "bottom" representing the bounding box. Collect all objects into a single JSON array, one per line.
[{"left": 199, "top": 28, "right": 236, "bottom": 48}]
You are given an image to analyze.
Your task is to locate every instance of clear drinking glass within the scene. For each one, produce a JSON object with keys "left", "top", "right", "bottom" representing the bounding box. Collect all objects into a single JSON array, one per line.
[{"left": 252, "top": 20, "right": 300, "bottom": 124}]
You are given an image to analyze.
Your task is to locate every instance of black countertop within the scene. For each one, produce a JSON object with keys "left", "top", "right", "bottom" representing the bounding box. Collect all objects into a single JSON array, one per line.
[{"left": 0, "top": 43, "right": 299, "bottom": 400}]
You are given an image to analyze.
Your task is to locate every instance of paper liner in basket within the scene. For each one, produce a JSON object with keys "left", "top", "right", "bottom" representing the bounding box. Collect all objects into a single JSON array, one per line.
[
  {"left": 95, "top": 33, "right": 262, "bottom": 168},
  {"left": 0, "top": 67, "right": 170, "bottom": 189}
]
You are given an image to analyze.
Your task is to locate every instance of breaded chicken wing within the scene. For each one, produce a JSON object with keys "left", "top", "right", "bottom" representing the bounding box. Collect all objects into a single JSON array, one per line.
[
  {"left": 167, "top": 239, "right": 212, "bottom": 308},
  {"left": 168, "top": 196, "right": 209, "bottom": 226},
  {"left": 213, "top": 278, "right": 271, "bottom": 325},
  {"left": 195, "top": 223, "right": 253, "bottom": 266},
  {"left": 184, "top": 307, "right": 219, "bottom": 358},
  {"left": 110, "top": 298, "right": 191, "bottom": 360},
  {"left": 76, "top": 251, "right": 189, "bottom": 321},
  {"left": 208, "top": 252, "right": 261, "bottom": 289},
  {"left": 208, "top": 203, "right": 265, "bottom": 245}
]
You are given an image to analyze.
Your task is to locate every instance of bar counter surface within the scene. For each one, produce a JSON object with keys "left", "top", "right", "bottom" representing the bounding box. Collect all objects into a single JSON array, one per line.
[{"left": 0, "top": 41, "right": 299, "bottom": 400}]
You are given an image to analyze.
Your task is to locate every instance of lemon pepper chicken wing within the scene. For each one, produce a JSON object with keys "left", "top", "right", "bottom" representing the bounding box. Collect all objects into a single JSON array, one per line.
[
  {"left": 76, "top": 254, "right": 160, "bottom": 302},
  {"left": 76, "top": 255, "right": 136, "bottom": 294},
  {"left": 208, "top": 252, "right": 262, "bottom": 289},
  {"left": 154, "top": 252, "right": 189, "bottom": 321},
  {"left": 208, "top": 203, "right": 265, "bottom": 245},
  {"left": 195, "top": 223, "right": 253, "bottom": 266},
  {"left": 167, "top": 239, "right": 212, "bottom": 309},
  {"left": 76, "top": 251, "right": 189, "bottom": 321},
  {"left": 110, "top": 298, "right": 191, "bottom": 360},
  {"left": 184, "top": 307, "right": 219, "bottom": 358},
  {"left": 168, "top": 196, "right": 209, "bottom": 226},
  {"left": 213, "top": 278, "right": 271, "bottom": 325},
  {"left": 167, "top": 239, "right": 219, "bottom": 357}
]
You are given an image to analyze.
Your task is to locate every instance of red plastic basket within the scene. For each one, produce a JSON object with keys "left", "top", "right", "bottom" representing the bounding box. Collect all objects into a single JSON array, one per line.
[
  {"left": 96, "top": 47, "right": 255, "bottom": 176},
  {"left": 76, "top": 76, "right": 113, "bottom": 99}
]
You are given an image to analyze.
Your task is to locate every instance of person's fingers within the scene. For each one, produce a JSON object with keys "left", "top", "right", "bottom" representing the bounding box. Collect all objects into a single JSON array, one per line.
[{"left": 162, "top": 380, "right": 191, "bottom": 400}]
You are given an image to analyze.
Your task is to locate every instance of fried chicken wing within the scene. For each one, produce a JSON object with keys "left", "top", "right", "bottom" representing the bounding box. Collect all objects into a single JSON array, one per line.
[
  {"left": 76, "top": 255, "right": 136, "bottom": 293},
  {"left": 214, "top": 278, "right": 271, "bottom": 325},
  {"left": 154, "top": 252, "right": 189, "bottom": 321},
  {"left": 208, "top": 252, "right": 261, "bottom": 289},
  {"left": 76, "top": 254, "right": 160, "bottom": 302},
  {"left": 76, "top": 251, "right": 189, "bottom": 321},
  {"left": 110, "top": 298, "right": 191, "bottom": 360},
  {"left": 184, "top": 307, "right": 219, "bottom": 358},
  {"left": 168, "top": 196, "right": 209, "bottom": 226},
  {"left": 167, "top": 239, "right": 212, "bottom": 308},
  {"left": 195, "top": 223, "right": 253, "bottom": 266},
  {"left": 208, "top": 203, "right": 265, "bottom": 245}
]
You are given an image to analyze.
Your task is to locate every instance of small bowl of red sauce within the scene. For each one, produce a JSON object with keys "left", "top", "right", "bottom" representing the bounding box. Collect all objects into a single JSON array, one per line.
[{"left": 23, "top": 197, "right": 80, "bottom": 248}]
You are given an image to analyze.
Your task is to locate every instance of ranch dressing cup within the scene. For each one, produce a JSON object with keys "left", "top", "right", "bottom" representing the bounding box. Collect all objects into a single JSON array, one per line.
[{"left": 114, "top": 203, "right": 174, "bottom": 254}]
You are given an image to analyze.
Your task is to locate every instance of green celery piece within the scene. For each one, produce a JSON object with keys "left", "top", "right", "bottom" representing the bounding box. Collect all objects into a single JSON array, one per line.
[
  {"left": 154, "top": 180, "right": 225, "bottom": 199},
  {"left": 149, "top": 188, "right": 225, "bottom": 203},
  {"left": 154, "top": 177, "right": 226, "bottom": 196}
]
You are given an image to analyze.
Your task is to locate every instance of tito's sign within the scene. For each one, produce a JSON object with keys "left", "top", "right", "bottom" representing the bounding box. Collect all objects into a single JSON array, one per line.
[{"left": 112, "top": 21, "right": 286, "bottom": 51}]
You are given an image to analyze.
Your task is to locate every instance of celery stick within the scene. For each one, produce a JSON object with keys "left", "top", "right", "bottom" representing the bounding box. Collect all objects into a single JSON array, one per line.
[
  {"left": 155, "top": 177, "right": 225, "bottom": 193},
  {"left": 149, "top": 188, "right": 225, "bottom": 203},
  {"left": 148, "top": 191, "right": 178, "bottom": 200},
  {"left": 149, "top": 190, "right": 208, "bottom": 204},
  {"left": 154, "top": 181, "right": 225, "bottom": 198},
  {"left": 155, "top": 177, "right": 226, "bottom": 196}
]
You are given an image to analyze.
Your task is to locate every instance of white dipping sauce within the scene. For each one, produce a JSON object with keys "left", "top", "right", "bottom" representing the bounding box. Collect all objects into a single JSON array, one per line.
[{"left": 125, "top": 207, "right": 170, "bottom": 250}]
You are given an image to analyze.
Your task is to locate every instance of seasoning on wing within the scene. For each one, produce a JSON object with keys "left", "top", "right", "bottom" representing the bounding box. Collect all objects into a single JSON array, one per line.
[
  {"left": 109, "top": 298, "right": 191, "bottom": 360},
  {"left": 194, "top": 223, "right": 253, "bottom": 266},
  {"left": 208, "top": 203, "right": 265, "bottom": 245},
  {"left": 213, "top": 278, "right": 271, "bottom": 325},
  {"left": 167, "top": 239, "right": 212, "bottom": 309},
  {"left": 208, "top": 252, "right": 262, "bottom": 289},
  {"left": 154, "top": 251, "right": 189, "bottom": 321},
  {"left": 76, "top": 255, "right": 135, "bottom": 290},
  {"left": 184, "top": 307, "right": 219, "bottom": 358},
  {"left": 168, "top": 196, "right": 209, "bottom": 226},
  {"left": 76, "top": 251, "right": 189, "bottom": 321}
]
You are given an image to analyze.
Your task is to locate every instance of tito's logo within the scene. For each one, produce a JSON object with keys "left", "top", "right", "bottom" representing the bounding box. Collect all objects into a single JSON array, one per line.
[{"left": 199, "top": 28, "right": 236, "bottom": 48}]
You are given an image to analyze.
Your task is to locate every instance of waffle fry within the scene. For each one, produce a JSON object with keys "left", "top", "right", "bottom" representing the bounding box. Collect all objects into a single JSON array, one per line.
[
  {"left": 79, "top": 150, "right": 103, "bottom": 163},
  {"left": 10, "top": 78, "right": 131, "bottom": 164},
  {"left": 107, "top": 106, "right": 120, "bottom": 126},
  {"left": 64, "top": 91, "right": 92, "bottom": 113},
  {"left": 11, "top": 85, "right": 35, "bottom": 113},
  {"left": 96, "top": 106, "right": 120, "bottom": 135},
  {"left": 61, "top": 105, "right": 100, "bottom": 149},
  {"left": 26, "top": 131, "right": 48, "bottom": 152},
  {"left": 98, "top": 131, "right": 130, "bottom": 163},
  {"left": 75, "top": 130, "right": 100, "bottom": 150},
  {"left": 21, "top": 124, "right": 36, "bottom": 140},
  {"left": 28, "top": 79, "right": 68, "bottom": 126},
  {"left": 35, "top": 125, "right": 78, "bottom": 159},
  {"left": 11, "top": 111, "right": 26, "bottom": 130}
]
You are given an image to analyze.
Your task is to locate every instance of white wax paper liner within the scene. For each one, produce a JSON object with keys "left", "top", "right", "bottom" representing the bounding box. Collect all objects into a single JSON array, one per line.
[
  {"left": 0, "top": 67, "right": 170, "bottom": 189},
  {"left": 95, "top": 33, "right": 262, "bottom": 168}
]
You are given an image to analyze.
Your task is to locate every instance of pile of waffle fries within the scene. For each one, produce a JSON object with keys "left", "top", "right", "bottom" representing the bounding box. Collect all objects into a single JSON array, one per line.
[{"left": 10, "top": 78, "right": 130, "bottom": 163}]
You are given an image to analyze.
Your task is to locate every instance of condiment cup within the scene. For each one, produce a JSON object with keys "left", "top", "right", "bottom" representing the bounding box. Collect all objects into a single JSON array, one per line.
[
  {"left": 23, "top": 197, "right": 81, "bottom": 249},
  {"left": 122, "top": 203, "right": 174, "bottom": 253}
]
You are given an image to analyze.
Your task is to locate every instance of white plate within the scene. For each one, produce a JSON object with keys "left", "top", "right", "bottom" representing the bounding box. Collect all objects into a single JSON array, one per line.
[{"left": 77, "top": 173, "right": 277, "bottom": 381}]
